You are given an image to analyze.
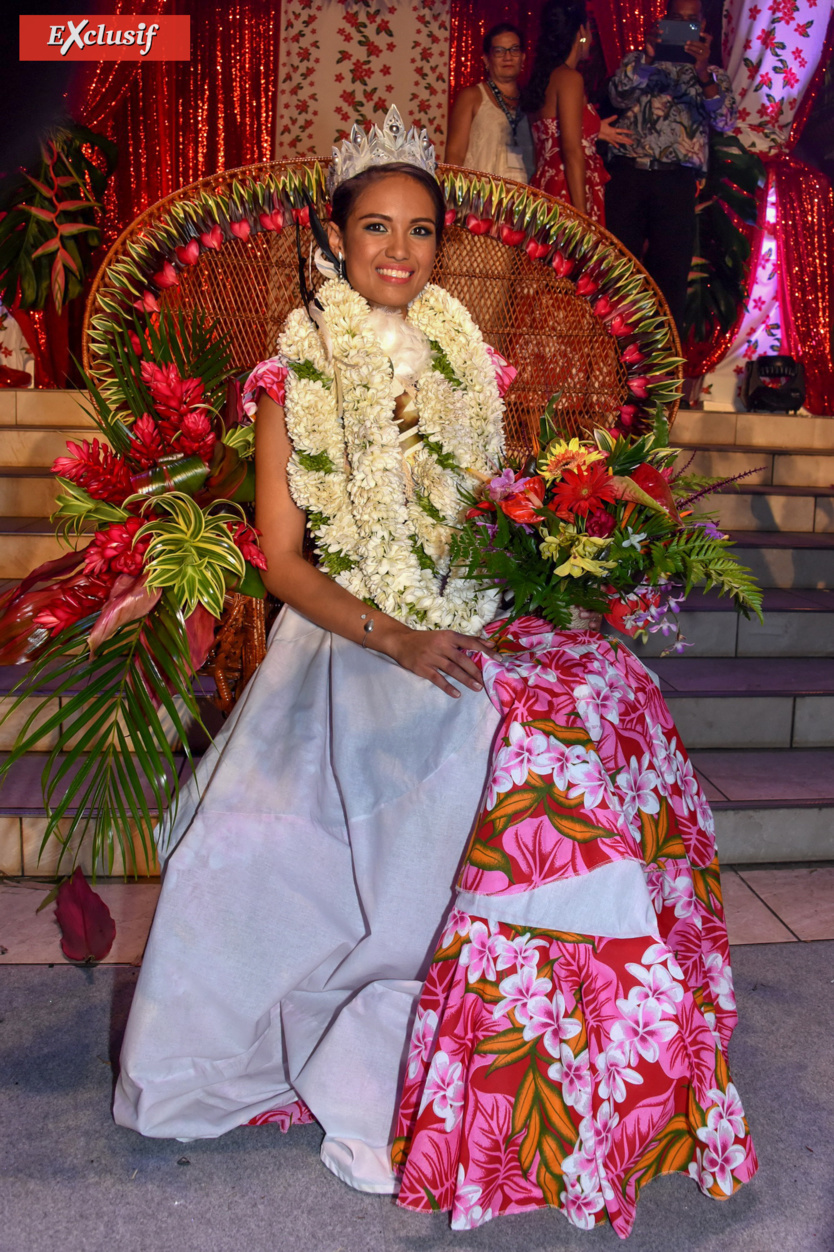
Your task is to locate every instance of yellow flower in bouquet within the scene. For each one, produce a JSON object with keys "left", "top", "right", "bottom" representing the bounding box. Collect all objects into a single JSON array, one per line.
[
  {"left": 539, "top": 527, "right": 615, "bottom": 579},
  {"left": 539, "top": 436, "right": 604, "bottom": 483}
]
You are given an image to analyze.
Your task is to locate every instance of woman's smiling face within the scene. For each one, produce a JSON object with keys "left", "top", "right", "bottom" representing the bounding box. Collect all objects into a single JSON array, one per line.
[{"left": 327, "top": 172, "right": 438, "bottom": 312}]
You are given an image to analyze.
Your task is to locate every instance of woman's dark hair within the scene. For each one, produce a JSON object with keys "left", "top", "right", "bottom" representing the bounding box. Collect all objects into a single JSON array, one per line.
[
  {"left": 330, "top": 162, "right": 446, "bottom": 243},
  {"left": 483, "top": 22, "right": 525, "bottom": 57},
  {"left": 520, "top": 0, "right": 587, "bottom": 114}
]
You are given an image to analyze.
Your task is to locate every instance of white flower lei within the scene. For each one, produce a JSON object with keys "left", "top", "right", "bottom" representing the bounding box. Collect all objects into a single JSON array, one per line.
[{"left": 279, "top": 277, "right": 504, "bottom": 631}]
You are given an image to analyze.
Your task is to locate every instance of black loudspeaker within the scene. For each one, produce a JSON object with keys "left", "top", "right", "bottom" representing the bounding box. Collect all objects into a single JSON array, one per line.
[{"left": 741, "top": 355, "right": 806, "bottom": 413}]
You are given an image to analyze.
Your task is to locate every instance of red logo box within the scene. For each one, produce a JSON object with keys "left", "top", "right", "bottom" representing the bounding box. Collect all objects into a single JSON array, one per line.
[{"left": 19, "top": 14, "right": 191, "bottom": 61}]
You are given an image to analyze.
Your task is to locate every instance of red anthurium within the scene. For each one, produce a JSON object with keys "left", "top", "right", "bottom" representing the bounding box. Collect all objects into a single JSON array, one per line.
[
  {"left": 611, "top": 314, "right": 634, "bottom": 337},
  {"left": 444, "top": 208, "right": 457, "bottom": 226},
  {"left": 152, "top": 260, "right": 178, "bottom": 289},
  {"left": 128, "top": 331, "right": 144, "bottom": 357},
  {"left": 604, "top": 587, "right": 662, "bottom": 638},
  {"left": 576, "top": 273, "right": 598, "bottom": 297},
  {"left": 621, "top": 343, "right": 645, "bottom": 365},
  {"left": 199, "top": 225, "right": 224, "bottom": 250},
  {"left": 551, "top": 251, "right": 574, "bottom": 277},
  {"left": 465, "top": 213, "right": 492, "bottom": 235},
  {"left": 133, "top": 291, "right": 160, "bottom": 313},
  {"left": 259, "top": 209, "right": 285, "bottom": 232},
  {"left": 525, "top": 239, "right": 550, "bottom": 260},
  {"left": 290, "top": 206, "right": 308, "bottom": 227},
  {"left": 175, "top": 239, "right": 201, "bottom": 266},
  {"left": 618, "top": 403, "right": 638, "bottom": 428},
  {"left": 500, "top": 224, "right": 526, "bottom": 247},
  {"left": 465, "top": 499, "right": 497, "bottom": 520},
  {"left": 629, "top": 376, "right": 650, "bottom": 399},
  {"left": 629, "top": 462, "right": 679, "bottom": 519},
  {"left": 54, "top": 868, "right": 116, "bottom": 963},
  {"left": 230, "top": 218, "right": 251, "bottom": 241},
  {"left": 593, "top": 296, "right": 614, "bottom": 319},
  {"left": 498, "top": 476, "right": 545, "bottom": 524}
]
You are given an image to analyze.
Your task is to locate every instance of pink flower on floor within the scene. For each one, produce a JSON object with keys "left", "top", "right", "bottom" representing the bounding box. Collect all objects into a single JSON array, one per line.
[
  {"left": 703, "top": 952, "right": 736, "bottom": 1011},
  {"left": 459, "top": 921, "right": 503, "bottom": 983},
  {"left": 419, "top": 1051, "right": 464, "bottom": 1132},
  {"left": 547, "top": 1044, "right": 592, "bottom": 1115},
  {"left": 616, "top": 754, "right": 661, "bottom": 824},
  {"left": 610, "top": 997, "right": 679, "bottom": 1065},
  {"left": 451, "top": 1165, "right": 493, "bottom": 1230},
  {"left": 441, "top": 908, "right": 470, "bottom": 948},
  {"left": 594, "top": 1040, "right": 643, "bottom": 1104},
  {"left": 407, "top": 1007, "right": 439, "bottom": 1078},
  {"left": 696, "top": 1118, "right": 746, "bottom": 1195},
  {"left": 493, "top": 965, "right": 552, "bottom": 1023},
  {"left": 521, "top": 987, "right": 581, "bottom": 1056},
  {"left": 706, "top": 1083, "right": 747, "bottom": 1138}
]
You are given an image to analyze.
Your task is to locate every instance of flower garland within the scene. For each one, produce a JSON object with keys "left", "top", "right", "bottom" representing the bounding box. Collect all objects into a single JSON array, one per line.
[{"left": 277, "top": 277, "right": 503, "bottom": 631}]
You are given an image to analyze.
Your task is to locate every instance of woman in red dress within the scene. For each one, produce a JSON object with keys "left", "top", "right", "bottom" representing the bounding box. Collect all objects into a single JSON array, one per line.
[{"left": 522, "top": 0, "right": 631, "bottom": 223}]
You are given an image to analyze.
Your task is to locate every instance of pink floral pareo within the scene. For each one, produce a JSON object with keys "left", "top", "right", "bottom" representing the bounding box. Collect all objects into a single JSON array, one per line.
[{"left": 394, "top": 618, "right": 757, "bottom": 1239}]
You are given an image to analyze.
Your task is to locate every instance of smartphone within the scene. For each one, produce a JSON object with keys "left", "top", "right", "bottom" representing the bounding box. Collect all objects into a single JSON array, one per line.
[{"left": 654, "top": 17, "right": 701, "bottom": 63}]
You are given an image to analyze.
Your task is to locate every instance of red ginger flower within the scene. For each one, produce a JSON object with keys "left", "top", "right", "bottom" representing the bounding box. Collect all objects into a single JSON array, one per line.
[
  {"left": 141, "top": 360, "right": 205, "bottom": 422},
  {"left": 128, "top": 413, "right": 165, "bottom": 469},
  {"left": 171, "top": 410, "right": 217, "bottom": 463},
  {"left": 230, "top": 522, "right": 267, "bottom": 570},
  {"left": 52, "top": 439, "right": 133, "bottom": 505},
  {"left": 34, "top": 571, "right": 115, "bottom": 634},
  {"left": 84, "top": 518, "right": 150, "bottom": 579},
  {"left": 548, "top": 464, "right": 618, "bottom": 519}
]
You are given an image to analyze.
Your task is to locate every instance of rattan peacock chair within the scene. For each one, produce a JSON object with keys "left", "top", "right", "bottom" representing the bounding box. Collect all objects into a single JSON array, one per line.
[{"left": 83, "top": 159, "right": 682, "bottom": 711}]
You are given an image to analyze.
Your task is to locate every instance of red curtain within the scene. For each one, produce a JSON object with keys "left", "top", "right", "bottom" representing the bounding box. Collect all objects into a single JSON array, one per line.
[
  {"left": 73, "top": 0, "right": 281, "bottom": 239},
  {"left": 776, "top": 156, "right": 834, "bottom": 414},
  {"left": 587, "top": 0, "right": 666, "bottom": 75}
]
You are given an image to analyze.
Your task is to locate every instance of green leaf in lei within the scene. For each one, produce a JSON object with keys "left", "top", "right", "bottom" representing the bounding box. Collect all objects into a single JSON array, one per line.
[
  {"left": 295, "top": 448, "right": 335, "bottom": 474},
  {"left": 415, "top": 491, "right": 445, "bottom": 525},
  {"left": 428, "top": 339, "right": 463, "bottom": 389},
  {"left": 289, "top": 359, "right": 332, "bottom": 387},
  {"left": 421, "top": 436, "right": 459, "bottom": 472}
]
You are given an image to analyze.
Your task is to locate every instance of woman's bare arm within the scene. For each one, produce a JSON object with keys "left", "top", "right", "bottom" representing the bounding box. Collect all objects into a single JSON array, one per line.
[
  {"left": 444, "top": 86, "right": 480, "bottom": 166},
  {"left": 254, "top": 394, "right": 492, "bottom": 696},
  {"left": 554, "top": 70, "right": 588, "bottom": 216}
]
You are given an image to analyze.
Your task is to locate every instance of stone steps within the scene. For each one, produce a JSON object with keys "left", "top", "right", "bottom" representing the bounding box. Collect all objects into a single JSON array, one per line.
[{"left": 726, "top": 532, "right": 834, "bottom": 588}]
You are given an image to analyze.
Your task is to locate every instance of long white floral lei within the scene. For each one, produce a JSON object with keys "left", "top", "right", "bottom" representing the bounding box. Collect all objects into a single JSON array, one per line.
[{"left": 278, "top": 277, "right": 504, "bottom": 631}]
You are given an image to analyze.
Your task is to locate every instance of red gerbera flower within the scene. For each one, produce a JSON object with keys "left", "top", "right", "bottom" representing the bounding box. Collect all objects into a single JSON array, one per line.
[{"left": 548, "top": 464, "right": 618, "bottom": 519}]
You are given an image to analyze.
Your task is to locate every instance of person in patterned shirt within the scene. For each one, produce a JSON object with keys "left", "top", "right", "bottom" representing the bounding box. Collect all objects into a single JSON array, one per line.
[{"left": 603, "top": 0, "right": 738, "bottom": 335}]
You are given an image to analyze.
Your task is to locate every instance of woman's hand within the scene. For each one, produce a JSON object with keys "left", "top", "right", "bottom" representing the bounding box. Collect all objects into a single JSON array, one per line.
[
  {"left": 598, "top": 115, "right": 633, "bottom": 146},
  {"left": 378, "top": 626, "right": 496, "bottom": 698}
]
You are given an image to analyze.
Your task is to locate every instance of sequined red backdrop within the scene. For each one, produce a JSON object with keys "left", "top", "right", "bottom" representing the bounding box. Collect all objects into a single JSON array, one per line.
[{"left": 73, "top": 0, "right": 280, "bottom": 239}]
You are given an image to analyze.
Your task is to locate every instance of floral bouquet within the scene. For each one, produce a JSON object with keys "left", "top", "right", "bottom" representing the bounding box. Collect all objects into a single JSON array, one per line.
[
  {"left": 0, "top": 310, "right": 265, "bottom": 873},
  {"left": 452, "top": 400, "right": 763, "bottom": 653}
]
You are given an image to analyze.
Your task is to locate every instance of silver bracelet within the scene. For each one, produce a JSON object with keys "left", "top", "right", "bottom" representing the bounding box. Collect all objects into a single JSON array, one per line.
[{"left": 360, "top": 613, "right": 375, "bottom": 648}]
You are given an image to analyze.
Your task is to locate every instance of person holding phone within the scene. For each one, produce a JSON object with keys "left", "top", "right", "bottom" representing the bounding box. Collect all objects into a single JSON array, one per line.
[{"left": 603, "top": 0, "right": 737, "bottom": 335}]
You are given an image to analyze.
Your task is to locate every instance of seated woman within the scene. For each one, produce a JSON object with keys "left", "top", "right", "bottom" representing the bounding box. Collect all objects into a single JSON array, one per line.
[
  {"left": 114, "top": 108, "right": 756, "bottom": 1237},
  {"left": 524, "top": 0, "right": 631, "bottom": 222}
]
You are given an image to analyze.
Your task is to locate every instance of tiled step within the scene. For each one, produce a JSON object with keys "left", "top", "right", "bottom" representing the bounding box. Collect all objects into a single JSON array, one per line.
[
  {"left": 678, "top": 445, "right": 834, "bottom": 489},
  {"left": 0, "top": 468, "right": 63, "bottom": 518},
  {"left": 647, "top": 657, "right": 834, "bottom": 749},
  {"left": 726, "top": 532, "right": 834, "bottom": 589},
  {"left": 674, "top": 409, "right": 834, "bottom": 452},
  {"left": 0, "top": 426, "right": 105, "bottom": 468},
  {"left": 711, "top": 484, "right": 834, "bottom": 534},
  {"left": 626, "top": 586, "right": 834, "bottom": 658},
  {"left": 693, "top": 748, "right": 834, "bottom": 863},
  {"left": 0, "top": 518, "right": 68, "bottom": 581},
  {"left": 0, "top": 388, "right": 95, "bottom": 428}
]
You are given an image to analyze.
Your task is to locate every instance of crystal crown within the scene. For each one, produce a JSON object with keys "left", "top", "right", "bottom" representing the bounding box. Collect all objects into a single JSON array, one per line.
[{"left": 327, "top": 105, "right": 436, "bottom": 195}]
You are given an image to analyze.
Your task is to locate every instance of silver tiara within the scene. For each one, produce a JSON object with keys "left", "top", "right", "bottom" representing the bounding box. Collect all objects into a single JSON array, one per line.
[{"left": 327, "top": 105, "right": 436, "bottom": 196}]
